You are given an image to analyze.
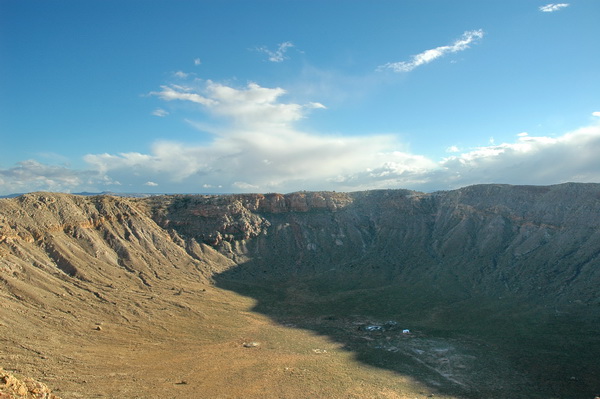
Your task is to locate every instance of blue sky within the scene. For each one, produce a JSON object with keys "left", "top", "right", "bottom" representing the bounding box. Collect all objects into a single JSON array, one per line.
[{"left": 1, "top": 0, "right": 599, "bottom": 195}]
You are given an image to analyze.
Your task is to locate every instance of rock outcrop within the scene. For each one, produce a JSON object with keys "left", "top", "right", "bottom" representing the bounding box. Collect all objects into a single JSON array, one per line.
[{"left": 0, "top": 367, "right": 61, "bottom": 399}]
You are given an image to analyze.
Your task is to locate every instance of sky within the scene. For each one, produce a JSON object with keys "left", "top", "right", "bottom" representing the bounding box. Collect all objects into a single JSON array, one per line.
[{"left": 1, "top": 0, "right": 599, "bottom": 195}]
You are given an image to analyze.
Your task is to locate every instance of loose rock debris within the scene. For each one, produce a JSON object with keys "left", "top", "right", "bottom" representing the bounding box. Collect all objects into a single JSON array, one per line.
[{"left": 0, "top": 367, "right": 61, "bottom": 399}]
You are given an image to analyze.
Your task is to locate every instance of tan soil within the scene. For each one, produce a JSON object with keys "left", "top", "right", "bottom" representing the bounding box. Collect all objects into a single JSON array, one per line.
[{"left": 1, "top": 278, "right": 446, "bottom": 398}]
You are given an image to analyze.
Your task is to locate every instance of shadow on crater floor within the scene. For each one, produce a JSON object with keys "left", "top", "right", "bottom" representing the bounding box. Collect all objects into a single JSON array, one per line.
[{"left": 213, "top": 268, "right": 600, "bottom": 399}]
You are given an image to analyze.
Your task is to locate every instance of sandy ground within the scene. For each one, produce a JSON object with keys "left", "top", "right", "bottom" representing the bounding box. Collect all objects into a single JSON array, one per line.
[{"left": 1, "top": 279, "right": 451, "bottom": 399}]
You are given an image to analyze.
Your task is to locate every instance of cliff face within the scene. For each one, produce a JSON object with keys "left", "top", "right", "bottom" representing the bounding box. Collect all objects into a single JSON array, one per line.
[{"left": 137, "top": 184, "right": 600, "bottom": 309}]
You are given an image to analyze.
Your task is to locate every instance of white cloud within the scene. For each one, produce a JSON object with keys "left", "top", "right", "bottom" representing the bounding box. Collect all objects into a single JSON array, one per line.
[
  {"left": 173, "top": 71, "right": 189, "bottom": 78},
  {"left": 233, "top": 181, "right": 259, "bottom": 190},
  {"left": 0, "top": 160, "right": 114, "bottom": 195},
  {"left": 307, "top": 102, "right": 327, "bottom": 110},
  {"left": 429, "top": 124, "right": 600, "bottom": 190},
  {"left": 82, "top": 126, "right": 409, "bottom": 193},
  {"left": 592, "top": 111, "right": 600, "bottom": 117},
  {"left": 256, "top": 41, "right": 294, "bottom": 63},
  {"left": 78, "top": 80, "right": 422, "bottom": 193},
  {"left": 150, "top": 80, "right": 324, "bottom": 129},
  {"left": 377, "top": 30, "right": 484, "bottom": 73},
  {"left": 152, "top": 108, "right": 169, "bottom": 117},
  {"left": 6, "top": 118, "right": 600, "bottom": 195},
  {"left": 93, "top": 79, "right": 600, "bottom": 193},
  {"left": 149, "top": 85, "right": 217, "bottom": 106},
  {"left": 4, "top": 78, "right": 600, "bottom": 196},
  {"left": 539, "top": 3, "right": 569, "bottom": 12},
  {"left": 194, "top": 58, "right": 201, "bottom": 66}
]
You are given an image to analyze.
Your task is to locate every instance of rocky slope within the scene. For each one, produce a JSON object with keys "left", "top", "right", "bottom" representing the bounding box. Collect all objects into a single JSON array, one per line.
[
  {"left": 1, "top": 184, "right": 599, "bottom": 398},
  {"left": 146, "top": 184, "right": 600, "bottom": 308}
]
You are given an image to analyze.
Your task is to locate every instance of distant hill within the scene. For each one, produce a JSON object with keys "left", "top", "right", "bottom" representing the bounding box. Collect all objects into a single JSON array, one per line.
[{"left": 0, "top": 191, "right": 158, "bottom": 199}]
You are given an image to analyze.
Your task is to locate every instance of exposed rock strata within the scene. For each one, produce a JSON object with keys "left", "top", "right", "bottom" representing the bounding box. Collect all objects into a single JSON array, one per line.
[
  {"left": 2, "top": 184, "right": 600, "bottom": 307},
  {"left": 136, "top": 184, "right": 600, "bottom": 309}
]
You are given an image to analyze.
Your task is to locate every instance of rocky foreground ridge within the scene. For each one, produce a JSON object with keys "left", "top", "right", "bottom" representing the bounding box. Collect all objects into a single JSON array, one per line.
[
  {"left": 1, "top": 183, "right": 600, "bottom": 398},
  {"left": 0, "top": 367, "right": 61, "bottom": 398}
]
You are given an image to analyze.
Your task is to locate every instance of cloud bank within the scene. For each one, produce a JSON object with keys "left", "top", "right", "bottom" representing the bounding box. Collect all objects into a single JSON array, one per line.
[
  {"left": 0, "top": 160, "right": 112, "bottom": 195},
  {"left": 2, "top": 80, "right": 599, "bottom": 196},
  {"left": 377, "top": 30, "right": 484, "bottom": 73},
  {"left": 434, "top": 124, "right": 600, "bottom": 189}
]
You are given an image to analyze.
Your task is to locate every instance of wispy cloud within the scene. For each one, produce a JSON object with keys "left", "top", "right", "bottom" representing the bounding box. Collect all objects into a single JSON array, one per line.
[
  {"left": 194, "top": 58, "right": 201, "bottom": 66},
  {"left": 539, "top": 3, "right": 569, "bottom": 12},
  {"left": 149, "top": 85, "right": 217, "bottom": 106},
  {"left": 152, "top": 108, "right": 169, "bottom": 117},
  {"left": 256, "top": 41, "right": 295, "bottom": 62},
  {"left": 377, "top": 30, "right": 484, "bottom": 73},
  {"left": 173, "top": 71, "right": 189, "bottom": 78}
]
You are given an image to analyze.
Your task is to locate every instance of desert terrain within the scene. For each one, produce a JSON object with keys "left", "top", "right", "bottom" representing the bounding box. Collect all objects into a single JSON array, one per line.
[{"left": 1, "top": 184, "right": 599, "bottom": 398}]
